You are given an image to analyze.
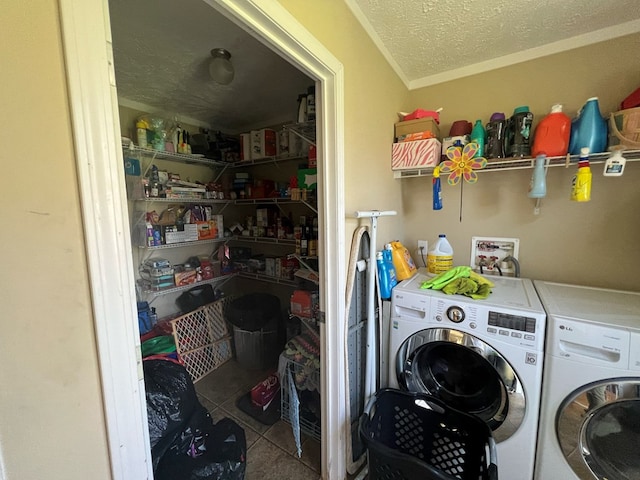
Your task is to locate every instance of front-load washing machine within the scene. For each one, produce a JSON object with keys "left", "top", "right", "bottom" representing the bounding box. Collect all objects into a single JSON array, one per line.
[
  {"left": 389, "top": 270, "right": 546, "bottom": 480},
  {"left": 534, "top": 281, "right": 640, "bottom": 480}
]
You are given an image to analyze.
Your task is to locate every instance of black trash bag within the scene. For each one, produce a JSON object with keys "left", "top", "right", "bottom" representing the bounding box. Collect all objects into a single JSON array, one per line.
[
  {"left": 156, "top": 404, "right": 247, "bottom": 480},
  {"left": 227, "top": 293, "right": 280, "bottom": 331},
  {"left": 144, "top": 360, "right": 198, "bottom": 471}
]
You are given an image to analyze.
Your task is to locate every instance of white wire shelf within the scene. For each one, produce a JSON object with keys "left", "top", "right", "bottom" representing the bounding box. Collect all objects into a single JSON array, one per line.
[
  {"left": 393, "top": 149, "right": 640, "bottom": 178},
  {"left": 143, "top": 274, "right": 237, "bottom": 300},
  {"left": 232, "top": 236, "right": 296, "bottom": 246},
  {"left": 237, "top": 271, "right": 299, "bottom": 286},
  {"left": 284, "top": 121, "right": 316, "bottom": 146},
  {"left": 229, "top": 154, "right": 309, "bottom": 167},
  {"left": 123, "top": 145, "right": 228, "bottom": 168},
  {"left": 137, "top": 237, "right": 228, "bottom": 250}
]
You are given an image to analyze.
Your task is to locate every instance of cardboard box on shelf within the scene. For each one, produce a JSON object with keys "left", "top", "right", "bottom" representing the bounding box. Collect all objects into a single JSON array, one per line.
[
  {"left": 212, "top": 214, "right": 224, "bottom": 239},
  {"left": 196, "top": 220, "right": 217, "bottom": 240},
  {"left": 240, "top": 133, "right": 251, "bottom": 161},
  {"left": 174, "top": 269, "right": 198, "bottom": 286},
  {"left": 290, "top": 290, "right": 319, "bottom": 318},
  {"left": 250, "top": 128, "right": 277, "bottom": 159},
  {"left": 441, "top": 135, "right": 470, "bottom": 156},
  {"left": 391, "top": 138, "right": 442, "bottom": 171},
  {"left": 394, "top": 117, "right": 440, "bottom": 140},
  {"left": 165, "top": 224, "right": 199, "bottom": 244},
  {"left": 297, "top": 168, "right": 317, "bottom": 190}
]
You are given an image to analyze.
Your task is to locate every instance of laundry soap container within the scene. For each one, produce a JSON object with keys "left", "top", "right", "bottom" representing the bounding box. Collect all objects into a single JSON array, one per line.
[
  {"left": 569, "top": 97, "right": 608, "bottom": 155},
  {"left": 227, "top": 293, "right": 282, "bottom": 370},
  {"left": 427, "top": 234, "right": 453, "bottom": 274},
  {"left": 532, "top": 104, "right": 571, "bottom": 157},
  {"left": 388, "top": 241, "right": 417, "bottom": 281}
]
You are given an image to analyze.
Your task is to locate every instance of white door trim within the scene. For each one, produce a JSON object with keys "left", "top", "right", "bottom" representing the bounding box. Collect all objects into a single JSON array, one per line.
[
  {"left": 60, "top": 0, "right": 346, "bottom": 478},
  {"left": 59, "top": 0, "right": 152, "bottom": 478}
]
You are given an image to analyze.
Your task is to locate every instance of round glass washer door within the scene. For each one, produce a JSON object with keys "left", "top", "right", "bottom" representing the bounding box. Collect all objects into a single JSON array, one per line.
[
  {"left": 396, "top": 328, "right": 525, "bottom": 442},
  {"left": 557, "top": 379, "right": 640, "bottom": 480}
]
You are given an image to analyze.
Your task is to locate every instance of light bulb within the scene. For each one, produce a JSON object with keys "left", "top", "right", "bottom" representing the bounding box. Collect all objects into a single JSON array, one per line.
[{"left": 209, "top": 48, "right": 234, "bottom": 85}]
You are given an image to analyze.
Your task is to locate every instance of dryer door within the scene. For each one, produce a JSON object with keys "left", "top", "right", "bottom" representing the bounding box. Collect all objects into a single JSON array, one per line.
[
  {"left": 557, "top": 379, "right": 640, "bottom": 480},
  {"left": 396, "top": 327, "right": 525, "bottom": 442}
]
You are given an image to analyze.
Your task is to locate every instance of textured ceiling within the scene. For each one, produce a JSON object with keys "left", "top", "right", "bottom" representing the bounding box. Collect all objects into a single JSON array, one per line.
[
  {"left": 109, "top": 0, "right": 640, "bottom": 133},
  {"left": 349, "top": 0, "right": 640, "bottom": 87},
  {"left": 109, "top": 0, "right": 313, "bottom": 133}
]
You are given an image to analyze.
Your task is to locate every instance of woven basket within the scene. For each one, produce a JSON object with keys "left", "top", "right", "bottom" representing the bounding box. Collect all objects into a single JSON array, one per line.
[{"left": 609, "top": 107, "right": 640, "bottom": 149}]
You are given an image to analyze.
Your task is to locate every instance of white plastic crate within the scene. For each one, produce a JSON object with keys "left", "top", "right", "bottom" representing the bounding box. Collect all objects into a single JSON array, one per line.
[{"left": 170, "top": 297, "right": 233, "bottom": 382}]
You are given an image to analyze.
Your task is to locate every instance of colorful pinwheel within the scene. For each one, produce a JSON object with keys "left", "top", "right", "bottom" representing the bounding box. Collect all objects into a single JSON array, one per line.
[{"left": 440, "top": 142, "right": 487, "bottom": 185}]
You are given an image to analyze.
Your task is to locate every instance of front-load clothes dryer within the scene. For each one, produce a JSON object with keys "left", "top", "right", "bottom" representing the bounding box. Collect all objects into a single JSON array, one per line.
[
  {"left": 534, "top": 281, "right": 640, "bottom": 480},
  {"left": 389, "top": 270, "right": 546, "bottom": 480}
]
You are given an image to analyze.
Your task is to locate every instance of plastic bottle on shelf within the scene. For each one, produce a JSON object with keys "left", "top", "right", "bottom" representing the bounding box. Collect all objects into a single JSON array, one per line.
[
  {"left": 427, "top": 234, "right": 454, "bottom": 274},
  {"left": 505, "top": 106, "right": 534, "bottom": 157},
  {"left": 297, "top": 93, "right": 307, "bottom": 123},
  {"left": 470, "top": 119, "right": 486, "bottom": 158},
  {"left": 531, "top": 104, "right": 571, "bottom": 157},
  {"left": 388, "top": 241, "right": 417, "bottom": 281},
  {"left": 603, "top": 150, "right": 627, "bottom": 177},
  {"left": 569, "top": 97, "right": 608, "bottom": 155},
  {"left": 570, "top": 147, "right": 592, "bottom": 202},
  {"left": 136, "top": 120, "right": 147, "bottom": 148},
  {"left": 485, "top": 112, "right": 506, "bottom": 159},
  {"left": 528, "top": 155, "right": 547, "bottom": 198}
]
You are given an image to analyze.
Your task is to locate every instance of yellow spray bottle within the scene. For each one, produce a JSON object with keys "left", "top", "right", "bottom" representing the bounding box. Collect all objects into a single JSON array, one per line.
[{"left": 570, "top": 147, "right": 592, "bottom": 202}]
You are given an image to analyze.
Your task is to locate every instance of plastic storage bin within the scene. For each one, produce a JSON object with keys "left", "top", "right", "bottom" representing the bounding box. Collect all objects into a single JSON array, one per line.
[{"left": 359, "top": 389, "right": 498, "bottom": 480}]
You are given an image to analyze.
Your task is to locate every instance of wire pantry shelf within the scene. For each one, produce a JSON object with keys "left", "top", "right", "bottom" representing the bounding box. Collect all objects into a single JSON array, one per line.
[{"left": 393, "top": 148, "right": 640, "bottom": 178}]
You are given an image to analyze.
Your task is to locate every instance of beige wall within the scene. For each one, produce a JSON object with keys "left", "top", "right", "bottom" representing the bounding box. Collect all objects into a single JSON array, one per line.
[
  {"left": 0, "top": 0, "right": 111, "bottom": 479},
  {"left": 279, "top": 0, "right": 410, "bottom": 248},
  {"left": 403, "top": 33, "right": 640, "bottom": 290},
  {"left": 2, "top": 1, "right": 638, "bottom": 479}
]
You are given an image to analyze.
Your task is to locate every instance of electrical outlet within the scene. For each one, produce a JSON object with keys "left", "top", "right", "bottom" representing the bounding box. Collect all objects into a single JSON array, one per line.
[{"left": 417, "top": 240, "right": 428, "bottom": 252}]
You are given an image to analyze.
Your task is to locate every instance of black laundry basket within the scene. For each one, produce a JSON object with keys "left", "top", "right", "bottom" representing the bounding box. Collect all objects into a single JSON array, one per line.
[{"left": 359, "top": 389, "right": 498, "bottom": 480}]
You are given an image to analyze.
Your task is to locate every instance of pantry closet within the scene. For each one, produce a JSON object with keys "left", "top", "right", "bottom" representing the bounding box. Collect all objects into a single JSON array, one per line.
[{"left": 60, "top": 0, "right": 345, "bottom": 477}]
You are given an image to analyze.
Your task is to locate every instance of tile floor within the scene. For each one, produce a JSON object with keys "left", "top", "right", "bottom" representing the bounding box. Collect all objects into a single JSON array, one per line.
[{"left": 195, "top": 358, "right": 322, "bottom": 480}]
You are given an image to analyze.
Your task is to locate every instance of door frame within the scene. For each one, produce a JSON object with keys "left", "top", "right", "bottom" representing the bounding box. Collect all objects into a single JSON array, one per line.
[{"left": 59, "top": 0, "right": 346, "bottom": 478}]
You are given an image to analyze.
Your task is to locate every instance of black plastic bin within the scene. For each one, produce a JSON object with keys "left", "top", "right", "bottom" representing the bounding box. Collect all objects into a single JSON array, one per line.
[{"left": 359, "top": 389, "right": 498, "bottom": 480}]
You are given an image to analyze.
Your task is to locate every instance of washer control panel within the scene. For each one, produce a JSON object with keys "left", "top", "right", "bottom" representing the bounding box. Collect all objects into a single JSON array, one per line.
[{"left": 433, "top": 298, "right": 543, "bottom": 349}]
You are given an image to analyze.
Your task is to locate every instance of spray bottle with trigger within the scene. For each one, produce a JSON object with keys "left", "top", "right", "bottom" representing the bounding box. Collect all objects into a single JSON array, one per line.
[{"left": 433, "top": 165, "right": 443, "bottom": 210}]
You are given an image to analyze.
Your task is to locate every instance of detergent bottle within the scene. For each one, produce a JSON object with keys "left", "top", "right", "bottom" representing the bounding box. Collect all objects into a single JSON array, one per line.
[
  {"left": 569, "top": 97, "right": 608, "bottom": 155},
  {"left": 528, "top": 155, "right": 547, "bottom": 198},
  {"left": 388, "top": 241, "right": 417, "bottom": 281},
  {"left": 531, "top": 104, "right": 571, "bottom": 157},
  {"left": 505, "top": 106, "right": 534, "bottom": 157},
  {"left": 427, "top": 234, "right": 454, "bottom": 274},
  {"left": 470, "top": 119, "right": 486, "bottom": 158},
  {"left": 376, "top": 250, "right": 397, "bottom": 299},
  {"left": 570, "top": 147, "right": 592, "bottom": 202}
]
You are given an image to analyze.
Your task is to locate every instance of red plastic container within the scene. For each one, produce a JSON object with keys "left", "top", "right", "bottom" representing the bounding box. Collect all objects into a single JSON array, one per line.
[{"left": 532, "top": 104, "right": 571, "bottom": 157}]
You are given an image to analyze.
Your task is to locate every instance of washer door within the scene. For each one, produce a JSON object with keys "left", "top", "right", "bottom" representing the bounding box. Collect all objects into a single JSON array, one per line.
[
  {"left": 396, "top": 327, "right": 525, "bottom": 442},
  {"left": 557, "top": 379, "right": 640, "bottom": 480}
]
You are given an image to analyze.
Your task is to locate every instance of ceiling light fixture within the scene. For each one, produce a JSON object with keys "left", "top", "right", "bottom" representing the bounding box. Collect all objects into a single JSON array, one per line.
[{"left": 209, "top": 48, "right": 234, "bottom": 85}]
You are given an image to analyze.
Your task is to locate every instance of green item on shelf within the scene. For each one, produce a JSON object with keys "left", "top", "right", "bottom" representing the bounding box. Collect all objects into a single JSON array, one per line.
[{"left": 141, "top": 335, "right": 176, "bottom": 357}]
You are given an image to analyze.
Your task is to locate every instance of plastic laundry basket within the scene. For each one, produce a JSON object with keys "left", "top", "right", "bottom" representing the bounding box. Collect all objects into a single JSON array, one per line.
[{"left": 359, "top": 389, "right": 498, "bottom": 480}]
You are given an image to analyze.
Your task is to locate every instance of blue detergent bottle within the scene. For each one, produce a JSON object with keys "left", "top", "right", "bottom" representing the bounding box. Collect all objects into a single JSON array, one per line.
[
  {"left": 377, "top": 251, "right": 391, "bottom": 299},
  {"left": 569, "top": 97, "right": 608, "bottom": 154},
  {"left": 377, "top": 248, "right": 398, "bottom": 299}
]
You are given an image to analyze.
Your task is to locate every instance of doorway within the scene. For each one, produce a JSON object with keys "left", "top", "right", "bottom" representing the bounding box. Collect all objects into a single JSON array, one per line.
[{"left": 59, "top": 0, "right": 346, "bottom": 478}]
